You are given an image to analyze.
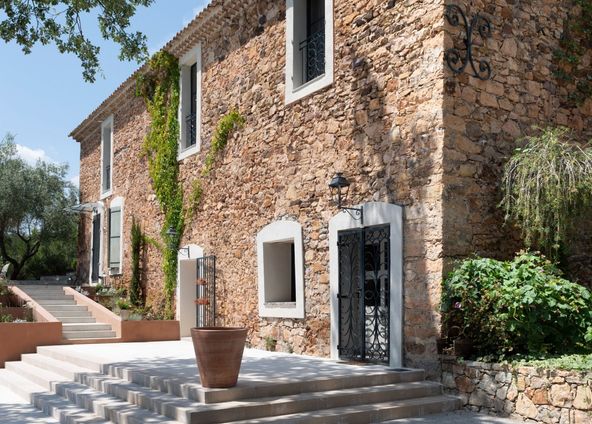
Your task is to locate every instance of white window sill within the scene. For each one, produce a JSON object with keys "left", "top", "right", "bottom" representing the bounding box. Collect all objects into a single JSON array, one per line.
[
  {"left": 285, "top": 73, "right": 333, "bottom": 105},
  {"left": 259, "top": 302, "right": 303, "bottom": 319},
  {"left": 100, "top": 190, "right": 112, "bottom": 200},
  {"left": 177, "top": 144, "right": 200, "bottom": 161}
]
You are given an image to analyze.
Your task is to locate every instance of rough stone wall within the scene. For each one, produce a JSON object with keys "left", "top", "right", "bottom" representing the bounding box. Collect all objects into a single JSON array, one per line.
[
  {"left": 77, "top": 94, "right": 166, "bottom": 303},
  {"left": 77, "top": 0, "right": 448, "bottom": 375},
  {"left": 441, "top": 0, "right": 592, "bottom": 281},
  {"left": 442, "top": 357, "right": 592, "bottom": 423}
]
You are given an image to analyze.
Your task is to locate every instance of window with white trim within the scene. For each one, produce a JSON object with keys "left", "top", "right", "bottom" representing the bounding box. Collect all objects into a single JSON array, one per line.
[
  {"left": 108, "top": 197, "right": 124, "bottom": 274},
  {"left": 256, "top": 221, "right": 305, "bottom": 319},
  {"left": 178, "top": 45, "right": 202, "bottom": 160},
  {"left": 100, "top": 116, "right": 113, "bottom": 196},
  {"left": 285, "top": 0, "right": 334, "bottom": 104}
]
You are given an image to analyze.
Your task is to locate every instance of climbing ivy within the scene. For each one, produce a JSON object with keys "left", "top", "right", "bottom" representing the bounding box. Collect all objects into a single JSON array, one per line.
[
  {"left": 136, "top": 51, "right": 183, "bottom": 319},
  {"left": 554, "top": 1, "right": 592, "bottom": 105},
  {"left": 130, "top": 217, "right": 143, "bottom": 307},
  {"left": 187, "top": 109, "right": 245, "bottom": 215}
]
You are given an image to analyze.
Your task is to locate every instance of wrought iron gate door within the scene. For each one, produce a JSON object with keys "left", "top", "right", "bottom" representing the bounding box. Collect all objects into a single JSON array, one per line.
[
  {"left": 338, "top": 225, "right": 390, "bottom": 364},
  {"left": 196, "top": 256, "right": 216, "bottom": 327}
]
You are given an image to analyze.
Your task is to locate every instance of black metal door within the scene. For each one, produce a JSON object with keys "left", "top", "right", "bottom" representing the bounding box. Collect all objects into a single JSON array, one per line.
[
  {"left": 338, "top": 225, "right": 390, "bottom": 364},
  {"left": 91, "top": 214, "right": 101, "bottom": 282},
  {"left": 196, "top": 256, "right": 216, "bottom": 327}
]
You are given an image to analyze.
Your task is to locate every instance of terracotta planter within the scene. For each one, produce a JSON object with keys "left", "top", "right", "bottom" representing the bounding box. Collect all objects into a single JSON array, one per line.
[{"left": 191, "top": 327, "right": 247, "bottom": 388}]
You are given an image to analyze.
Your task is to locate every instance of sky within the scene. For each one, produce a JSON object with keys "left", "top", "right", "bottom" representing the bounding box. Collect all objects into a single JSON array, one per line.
[{"left": 0, "top": 0, "right": 209, "bottom": 187}]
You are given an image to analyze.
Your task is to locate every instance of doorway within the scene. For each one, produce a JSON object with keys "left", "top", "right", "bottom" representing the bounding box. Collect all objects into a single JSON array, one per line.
[{"left": 337, "top": 225, "right": 390, "bottom": 364}]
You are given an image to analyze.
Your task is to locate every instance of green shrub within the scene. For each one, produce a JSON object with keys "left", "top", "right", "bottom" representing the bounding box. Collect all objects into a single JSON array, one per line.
[{"left": 443, "top": 251, "right": 592, "bottom": 357}]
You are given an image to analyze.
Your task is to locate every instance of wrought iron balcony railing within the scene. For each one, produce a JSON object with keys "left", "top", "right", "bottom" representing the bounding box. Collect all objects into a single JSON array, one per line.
[
  {"left": 185, "top": 113, "right": 197, "bottom": 148},
  {"left": 299, "top": 27, "right": 325, "bottom": 83},
  {"left": 104, "top": 164, "right": 111, "bottom": 191}
]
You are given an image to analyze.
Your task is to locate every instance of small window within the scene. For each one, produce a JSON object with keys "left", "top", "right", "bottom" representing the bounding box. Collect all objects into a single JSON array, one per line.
[
  {"left": 178, "top": 45, "right": 202, "bottom": 160},
  {"left": 285, "top": 0, "right": 334, "bottom": 104},
  {"left": 262, "top": 241, "right": 296, "bottom": 303},
  {"left": 257, "top": 221, "right": 305, "bottom": 318},
  {"left": 101, "top": 116, "right": 113, "bottom": 196},
  {"left": 108, "top": 207, "right": 121, "bottom": 272}
]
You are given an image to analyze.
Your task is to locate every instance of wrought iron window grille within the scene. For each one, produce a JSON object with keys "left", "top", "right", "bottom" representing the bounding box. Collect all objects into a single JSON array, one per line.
[
  {"left": 444, "top": 4, "right": 493, "bottom": 81},
  {"left": 185, "top": 113, "right": 197, "bottom": 148},
  {"left": 299, "top": 22, "right": 325, "bottom": 83}
]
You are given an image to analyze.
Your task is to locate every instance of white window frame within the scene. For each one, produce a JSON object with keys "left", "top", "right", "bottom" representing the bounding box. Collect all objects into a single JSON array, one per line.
[
  {"left": 107, "top": 196, "right": 124, "bottom": 275},
  {"left": 256, "top": 220, "right": 305, "bottom": 319},
  {"left": 285, "top": 0, "right": 334, "bottom": 104},
  {"left": 100, "top": 115, "right": 114, "bottom": 199},
  {"left": 89, "top": 203, "right": 104, "bottom": 285},
  {"left": 178, "top": 45, "right": 202, "bottom": 161}
]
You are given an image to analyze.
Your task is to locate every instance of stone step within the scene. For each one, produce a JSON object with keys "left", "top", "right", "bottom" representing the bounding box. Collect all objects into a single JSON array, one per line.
[
  {"left": 43, "top": 305, "right": 89, "bottom": 312},
  {"left": 59, "top": 317, "right": 97, "bottom": 323},
  {"left": 100, "top": 361, "right": 427, "bottom": 405},
  {"left": 37, "top": 347, "right": 104, "bottom": 372},
  {"left": 63, "top": 323, "right": 112, "bottom": 332},
  {"left": 31, "top": 392, "right": 120, "bottom": 424},
  {"left": 227, "top": 395, "right": 461, "bottom": 423},
  {"left": 0, "top": 368, "right": 47, "bottom": 402},
  {"left": 5, "top": 360, "right": 71, "bottom": 391},
  {"left": 29, "top": 294, "right": 74, "bottom": 300},
  {"left": 21, "top": 353, "right": 98, "bottom": 380},
  {"left": 63, "top": 330, "right": 117, "bottom": 340},
  {"left": 37, "top": 299, "right": 77, "bottom": 306},
  {"left": 80, "top": 373, "right": 443, "bottom": 424},
  {"left": 47, "top": 381, "right": 182, "bottom": 424}
]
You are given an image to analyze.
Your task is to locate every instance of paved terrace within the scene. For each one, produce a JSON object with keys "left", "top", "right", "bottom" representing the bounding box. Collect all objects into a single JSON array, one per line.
[{"left": 0, "top": 339, "right": 519, "bottom": 423}]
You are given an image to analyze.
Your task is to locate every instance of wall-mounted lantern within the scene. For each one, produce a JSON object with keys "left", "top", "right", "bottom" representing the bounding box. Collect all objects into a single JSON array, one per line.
[
  {"left": 328, "top": 173, "right": 363, "bottom": 224},
  {"left": 166, "top": 226, "right": 191, "bottom": 258}
]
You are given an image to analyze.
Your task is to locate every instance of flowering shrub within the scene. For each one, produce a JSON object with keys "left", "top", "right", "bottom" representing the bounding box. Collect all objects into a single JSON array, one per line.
[{"left": 442, "top": 252, "right": 592, "bottom": 357}]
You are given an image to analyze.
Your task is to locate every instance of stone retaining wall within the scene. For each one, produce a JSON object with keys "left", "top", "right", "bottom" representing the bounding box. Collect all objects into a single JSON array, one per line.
[{"left": 442, "top": 357, "right": 592, "bottom": 423}]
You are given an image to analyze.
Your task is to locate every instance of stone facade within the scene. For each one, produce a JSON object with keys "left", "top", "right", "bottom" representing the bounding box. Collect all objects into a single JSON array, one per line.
[
  {"left": 442, "top": 357, "right": 592, "bottom": 423},
  {"left": 442, "top": 0, "right": 592, "bottom": 281},
  {"left": 72, "top": 0, "right": 591, "bottom": 377}
]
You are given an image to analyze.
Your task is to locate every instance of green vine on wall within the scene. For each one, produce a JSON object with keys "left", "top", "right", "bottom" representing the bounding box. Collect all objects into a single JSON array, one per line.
[
  {"left": 187, "top": 109, "right": 245, "bottom": 215},
  {"left": 554, "top": 0, "right": 592, "bottom": 106},
  {"left": 130, "top": 217, "right": 144, "bottom": 307},
  {"left": 136, "top": 51, "right": 184, "bottom": 319}
]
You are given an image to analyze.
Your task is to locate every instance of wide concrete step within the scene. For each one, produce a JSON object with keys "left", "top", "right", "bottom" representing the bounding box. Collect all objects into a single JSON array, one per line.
[
  {"left": 59, "top": 317, "right": 97, "bottom": 323},
  {"left": 0, "top": 368, "right": 47, "bottom": 402},
  {"left": 81, "top": 374, "right": 443, "bottom": 424},
  {"left": 63, "top": 330, "right": 117, "bottom": 340},
  {"left": 5, "top": 360, "right": 71, "bottom": 391},
  {"left": 37, "top": 299, "right": 77, "bottom": 306},
  {"left": 101, "top": 362, "right": 427, "bottom": 405},
  {"left": 228, "top": 395, "right": 461, "bottom": 423},
  {"left": 43, "top": 305, "right": 89, "bottom": 312},
  {"left": 21, "top": 353, "right": 97, "bottom": 380},
  {"left": 30, "top": 294, "right": 74, "bottom": 300},
  {"left": 41, "top": 381, "right": 182, "bottom": 424},
  {"left": 63, "top": 323, "right": 112, "bottom": 332}
]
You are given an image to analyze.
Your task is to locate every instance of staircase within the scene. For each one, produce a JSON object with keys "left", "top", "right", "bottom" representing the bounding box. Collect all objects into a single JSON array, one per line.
[
  {"left": 18, "top": 285, "right": 116, "bottom": 341},
  {"left": 0, "top": 342, "right": 460, "bottom": 424}
]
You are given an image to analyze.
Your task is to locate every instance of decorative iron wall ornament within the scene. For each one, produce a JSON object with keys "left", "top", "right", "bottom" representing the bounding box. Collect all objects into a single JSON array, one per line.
[{"left": 445, "top": 4, "right": 493, "bottom": 80}]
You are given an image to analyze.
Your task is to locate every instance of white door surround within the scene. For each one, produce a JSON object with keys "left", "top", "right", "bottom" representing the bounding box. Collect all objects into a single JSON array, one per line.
[
  {"left": 176, "top": 244, "right": 204, "bottom": 337},
  {"left": 329, "top": 202, "right": 404, "bottom": 368}
]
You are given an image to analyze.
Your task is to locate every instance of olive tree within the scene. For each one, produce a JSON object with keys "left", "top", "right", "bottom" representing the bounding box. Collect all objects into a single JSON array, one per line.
[
  {"left": 0, "top": 134, "right": 78, "bottom": 279},
  {"left": 0, "top": 0, "right": 155, "bottom": 82}
]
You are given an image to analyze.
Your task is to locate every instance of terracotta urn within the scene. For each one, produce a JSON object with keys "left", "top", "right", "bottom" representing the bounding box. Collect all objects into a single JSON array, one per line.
[{"left": 190, "top": 327, "right": 248, "bottom": 388}]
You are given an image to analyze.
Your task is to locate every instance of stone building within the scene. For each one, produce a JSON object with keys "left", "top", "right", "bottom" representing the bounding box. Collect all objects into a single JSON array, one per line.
[{"left": 70, "top": 0, "right": 592, "bottom": 377}]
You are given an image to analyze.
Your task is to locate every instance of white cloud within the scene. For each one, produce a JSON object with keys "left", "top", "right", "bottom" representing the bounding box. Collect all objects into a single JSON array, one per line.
[
  {"left": 69, "top": 175, "right": 80, "bottom": 187},
  {"left": 15, "top": 144, "right": 56, "bottom": 166}
]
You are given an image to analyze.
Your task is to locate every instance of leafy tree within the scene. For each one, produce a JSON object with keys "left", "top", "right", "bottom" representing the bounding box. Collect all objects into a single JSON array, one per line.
[
  {"left": 501, "top": 127, "right": 592, "bottom": 260},
  {"left": 0, "top": 133, "right": 78, "bottom": 279},
  {"left": 0, "top": 0, "right": 155, "bottom": 82}
]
